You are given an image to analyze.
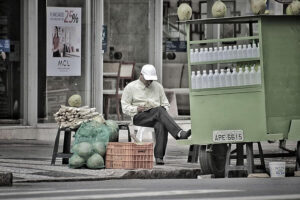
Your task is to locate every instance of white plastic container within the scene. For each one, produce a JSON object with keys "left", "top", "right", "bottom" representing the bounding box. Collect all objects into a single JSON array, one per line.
[
  {"left": 196, "top": 70, "right": 202, "bottom": 89},
  {"left": 227, "top": 46, "right": 233, "bottom": 60},
  {"left": 213, "top": 47, "right": 218, "bottom": 61},
  {"left": 269, "top": 162, "right": 285, "bottom": 178},
  {"left": 242, "top": 44, "right": 247, "bottom": 58},
  {"left": 207, "top": 70, "right": 214, "bottom": 88},
  {"left": 191, "top": 71, "right": 196, "bottom": 89},
  {"left": 252, "top": 43, "right": 258, "bottom": 58},
  {"left": 232, "top": 45, "right": 237, "bottom": 59},
  {"left": 223, "top": 46, "right": 228, "bottom": 60},
  {"left": 213, "top": 69, "right": 220, "bottom": 88},
  {"left": 244, "top": 66, "right": 250, "bottom": 85},
  {"left": 202, "top": 70, "right": 208, "bottom": 88},
  {"left": 190, "top": 49, "right": 194, "bottom": 63},
  {"left": 231, "top": 67, "right": 238, "bottom": 86},
  {"left": 237, "top": 45, "right": 243, "bottom": 59},
  {"left": 256, "top": 66, "right": 262, "bottom": 84},
  {"left": 218, "top": 47, "right": 223, "bottom": 61},
  {"left": 237, "top": 67, "right": 244, "bottom": 86},
  {"left": 219, "top": 69, "right": 226, "bottom": 87},
  {"left": 203, "top": 48, "right": 208, "bottom": 62},
  {"left": 250, "top": 66, "right": 256, "bottom": 85},
  {"left": 247, "top": 44, "right": 252, "bottom": 58},
  {"left": 225, "top": 68, "right": 232, "bottom": 87}
]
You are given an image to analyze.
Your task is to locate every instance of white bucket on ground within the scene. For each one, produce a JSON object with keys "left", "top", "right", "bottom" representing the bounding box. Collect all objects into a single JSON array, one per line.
[{"left": 269, "top": 162, "right": 286, "bottom": 178}]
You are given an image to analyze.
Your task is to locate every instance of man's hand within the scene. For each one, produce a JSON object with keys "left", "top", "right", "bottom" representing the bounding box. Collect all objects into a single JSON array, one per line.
[{"left": 137, "top": 106, "right": 148, "bottom": 113}]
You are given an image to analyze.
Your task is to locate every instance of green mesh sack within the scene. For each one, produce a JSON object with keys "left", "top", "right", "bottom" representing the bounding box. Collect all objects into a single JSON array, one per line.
[
  {"left": 69, "top": 154, "right": 85, "bottom": 169},
  {"left": 92, "top": 141, "right": 106, "bottom": 157},
  {"left": 76, "top": 121, "right": 102, "bottom": 138},
  {"left": 105, "top": 120, "right": 119, "bottom": 142},
  {"left": 72, "top": 142, "right": 93, "bottom": 159},
  {"left": 86, "top": 153, "right": 105, "bottom": 169}
]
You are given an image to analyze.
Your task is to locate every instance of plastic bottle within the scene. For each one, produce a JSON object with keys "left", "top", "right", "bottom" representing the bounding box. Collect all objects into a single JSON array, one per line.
[
  {"left": 252, "top": 43, "right": 257, "bottom": 58},
  {"left": 218, "top": 47, "right": 223, "bottom": 61},
  {"left": 203, "top": 48, "right": 208, "bottom": 62},
  {"left": 213, "top": 69, "right": 220, "bottom": 88},
  {"left": 196, "top": 70, "right": 202, "bottom": 89},
  {"left": 208, "top": 47, "right": 213, "bottom": 62},
  {"left": 223, "top": 46, "right": 228, "bottom": 60},
  {"left": 202, "top": 70, "right": 208, "bottom": 88},
  {"left": 191, "top": 71, "right": 196, "bottom": 89},
  {"left": 198, "top": 48, "right": 203, "bottom": 62},
  {"left": 219, "top": 69, "right": 226, "bottom": 87},
  {"left": 227, "top": 46, "right": 233, "bottom": 60},
  {"left": 242, "top": 44, "right": 247, "bottom": 58},
  {"left": 247, "top": 44, "right": 252, "bottom": 58},
  {"left": 237, "top": 67, "right": 244, "bottom": 86},
  {"left": 190, "top": 49, "right": 194, "bottom": 63},
  {"left": 257, "top": 43, "right": 260, "bottom": 57},
  {"left": 225, "top": 68, "right": 232, "bottom": 87},
  {"left": 237, "top": 45, "right": 243, "bottom": 59},
  {"left": 232, "top": 45, "right": 237, "bottom": 59},
  {"left": 231, "top": 67, "right": 238, "bottom": 86},
  {"left": 213, "top": 47, "right": 218, "bottom": 61},
  {"left": 243, "top": 66, "right": 250, "bottom": 85},
  {"left": 256, "top": 66, "right": 261, "bottom": 84},
  {"left": 207, "top": 70, "right": 214, "bottom": 88},
  {"left": 249, "top": 65, "right": 256, "bottom": 85}
]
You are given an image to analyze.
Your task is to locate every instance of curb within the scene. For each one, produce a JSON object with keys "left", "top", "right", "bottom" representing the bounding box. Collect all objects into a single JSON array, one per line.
[
  {"left": 13, "top": 168, "right": 201, "bottom": 183},
  {"left": 0, "top": 173, "right": 13, "bottom": 186}
]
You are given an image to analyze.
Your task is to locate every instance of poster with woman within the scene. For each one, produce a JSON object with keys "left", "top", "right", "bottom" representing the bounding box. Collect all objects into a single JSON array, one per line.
[{"left": 47, "top": 7, "right": 81, "bottom": 76}]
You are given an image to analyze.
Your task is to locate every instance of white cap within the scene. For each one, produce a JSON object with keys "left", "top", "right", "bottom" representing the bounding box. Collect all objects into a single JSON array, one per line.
[{"left": 141, "top": 64, "right": 158, "bottom": 80}]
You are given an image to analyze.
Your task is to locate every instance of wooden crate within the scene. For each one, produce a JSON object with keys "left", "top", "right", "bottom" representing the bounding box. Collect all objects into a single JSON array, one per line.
[{"left": 105, "top": 142, "right": 153, "bottom": 169}]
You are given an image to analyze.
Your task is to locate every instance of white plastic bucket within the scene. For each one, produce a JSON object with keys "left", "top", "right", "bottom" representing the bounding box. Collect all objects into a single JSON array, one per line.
[{"left": 269, "top": 162, "right": 286, "bottom": 178}]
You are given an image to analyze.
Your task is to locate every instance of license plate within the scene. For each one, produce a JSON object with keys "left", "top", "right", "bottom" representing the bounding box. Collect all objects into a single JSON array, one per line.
[{"left": 213, "top": 130, "right": 244, "bottom": 142}]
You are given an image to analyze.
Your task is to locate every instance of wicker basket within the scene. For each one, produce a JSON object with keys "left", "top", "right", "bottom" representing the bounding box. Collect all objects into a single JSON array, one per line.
[{"left": 105, "top": 142, "right": 153, "bottom": 169}]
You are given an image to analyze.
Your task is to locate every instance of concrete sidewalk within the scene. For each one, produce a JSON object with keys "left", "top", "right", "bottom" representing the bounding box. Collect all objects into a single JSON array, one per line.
[
  {"left": 0, "top": 124, "right": 299, "bottom": 184},
  {"left": 0, "top": 128, "right": 200, "bottom": 184}
]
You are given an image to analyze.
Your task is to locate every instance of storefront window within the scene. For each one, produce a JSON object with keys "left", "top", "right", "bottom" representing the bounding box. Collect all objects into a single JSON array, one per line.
[
  {"left": 38, "top": 0, "right": 91, "bottom": 123},
  {"left": 0, "top": 0, "right": 22, "bottom": 125}
]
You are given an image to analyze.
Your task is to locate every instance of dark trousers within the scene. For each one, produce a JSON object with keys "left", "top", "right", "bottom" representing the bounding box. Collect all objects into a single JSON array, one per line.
[{"left": 133, "top": 106, "right": 182, "bottom": 159}]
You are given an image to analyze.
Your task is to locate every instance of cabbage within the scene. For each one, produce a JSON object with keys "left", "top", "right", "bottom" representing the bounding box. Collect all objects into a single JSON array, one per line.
[
  {"left": 86, "top": 153, "right": 104, "bottom": 169},
  {"left": 177, "top": 3, "right": 192, "bottom": 21},
  {"left": 251, "top": 0, "right": 267, "bottom": 15},
  {"left": 92, "top": 142, "right": 106, "bottom": 157},
  {"left": 287, "top": 0, "right": 300, "bottom": 15},
  {"left": 69, "top": 154, "right": 85, "bottom": 168},
  {"left": 73, "top": 142, "right": 93, "bottom": 159},
  {"left": 212, "top": 0, "right": 227, "bottom": 18},
  {"left": 68, "top": 94, "right": 82, "bottom": 107}
]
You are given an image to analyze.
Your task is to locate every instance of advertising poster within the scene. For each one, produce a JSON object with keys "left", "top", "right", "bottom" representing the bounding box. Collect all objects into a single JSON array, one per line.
[{"left": 47, "top": 7, "right": 81, "bottom": 76}]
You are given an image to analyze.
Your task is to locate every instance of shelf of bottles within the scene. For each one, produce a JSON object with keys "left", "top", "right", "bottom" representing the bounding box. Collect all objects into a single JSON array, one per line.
[
  {"left": 191, "top": 65, "right": 261, "bottom": 90},
  {"left": 189, "top": 35, "right": 262, "bottom": 91}
]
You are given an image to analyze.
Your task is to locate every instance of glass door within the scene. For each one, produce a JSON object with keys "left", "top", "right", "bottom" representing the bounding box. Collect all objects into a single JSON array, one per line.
[{"left": 0, "top": 0, "right": 22, "bottom": 125}]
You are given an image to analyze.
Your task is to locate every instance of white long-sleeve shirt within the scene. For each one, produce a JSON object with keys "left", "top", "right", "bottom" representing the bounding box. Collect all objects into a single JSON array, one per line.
[{"left": 121, "top": 79, "right": 170, "bottom": 117}]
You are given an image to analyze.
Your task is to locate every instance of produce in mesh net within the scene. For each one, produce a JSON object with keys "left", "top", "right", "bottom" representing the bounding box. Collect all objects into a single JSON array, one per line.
[
  {"left": 72, "top": 142, "right": 93, "bottom": 159},
  {"left": 69, "top": 154, "right": 85, "bottom": 169},
  {"left": 68, "top": 94, "right": 82, "bottom": 107},
  {"left": 286, "top": 0, "right": 300, "bottom": 15},
  {"left": 86, "top": 153, "right": 105, "bottom": 169},
  {"left": 177, "top": 3, "right": 192, "bottom": 21},
  {"left": 105, "top": 120, "right": 119, "bottom": 142},
  {"left": 92, "top": 141, "right": 106, "bottom": 157},
  {"left": 212, "top": 0, "right": 227, "bottom": 18},
  {"left": 250, "top": 0, "right": 267, "bottom": 15}
]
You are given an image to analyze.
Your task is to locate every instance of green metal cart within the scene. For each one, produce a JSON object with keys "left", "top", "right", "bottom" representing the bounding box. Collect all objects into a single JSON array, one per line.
[{"left": 180, "top": 15, "right": 300, "bottom": 177}]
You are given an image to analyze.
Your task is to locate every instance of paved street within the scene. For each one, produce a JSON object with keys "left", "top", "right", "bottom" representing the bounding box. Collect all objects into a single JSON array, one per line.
[{"left": 1, "top": 178, "right": 300, "bottom": 199}]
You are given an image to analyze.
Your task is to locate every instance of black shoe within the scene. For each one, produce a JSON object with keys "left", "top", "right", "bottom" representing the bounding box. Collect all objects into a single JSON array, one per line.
[
  {"left": 179, "top": 129, "right": 191, "bottom": 139},
  {"left": 155, "top": 158, "right": 164, "bottom": 165}
]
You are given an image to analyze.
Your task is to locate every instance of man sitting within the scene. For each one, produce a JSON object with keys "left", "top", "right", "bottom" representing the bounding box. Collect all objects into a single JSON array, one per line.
[{"left": 121, "top": 64, "right": 191, "bottom": 165}]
